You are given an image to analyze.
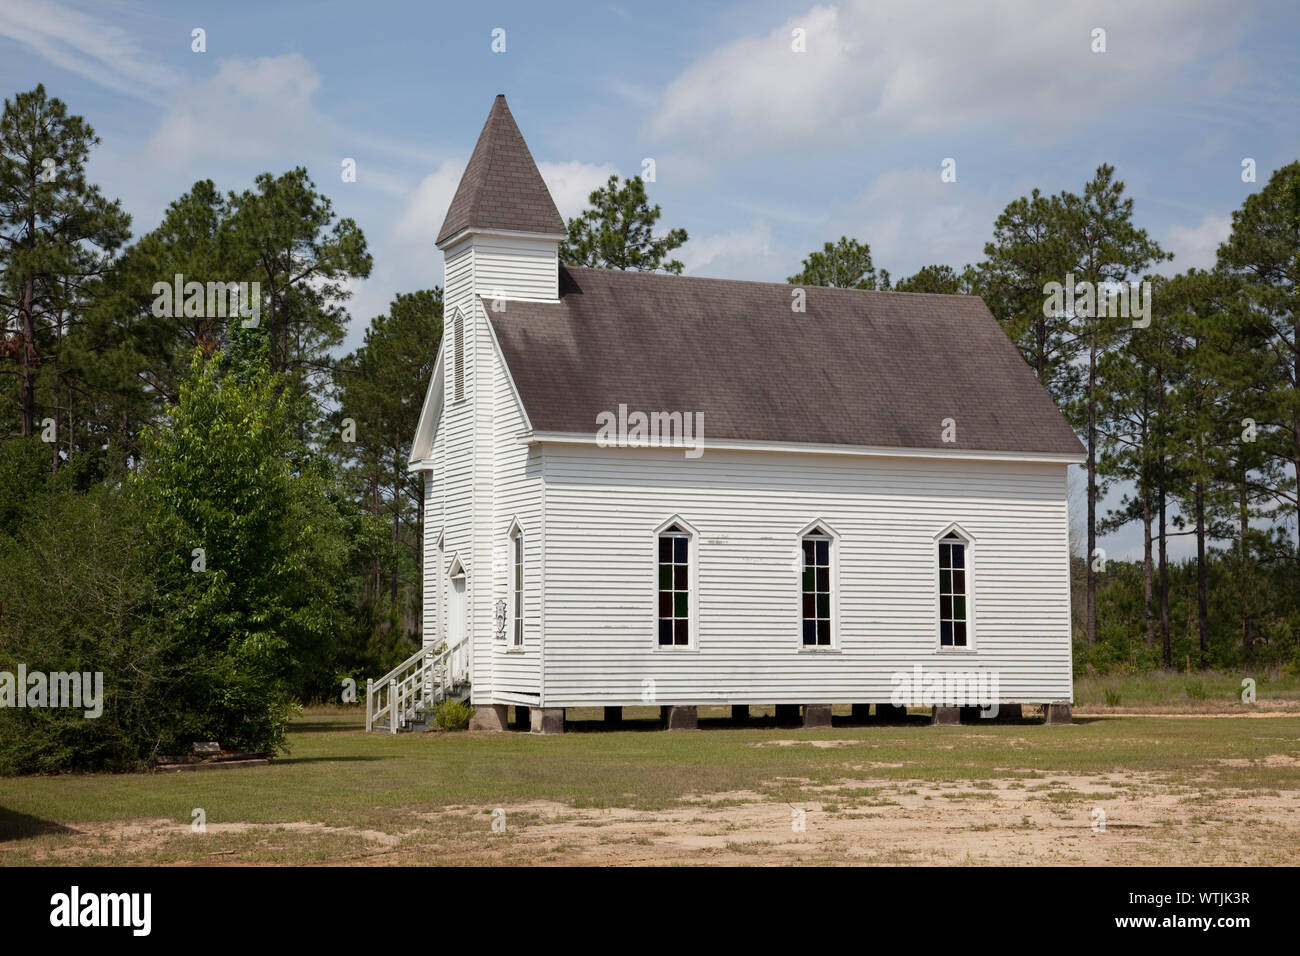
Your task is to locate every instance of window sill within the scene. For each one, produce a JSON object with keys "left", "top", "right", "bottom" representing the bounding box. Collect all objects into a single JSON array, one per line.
[
  {"left": 653, "top": 645, "right": 697, "bottom": 653},
  {"left": 798, "top": 646, "right": 840, "bottom": 653},
  {"left": 937, "top": 646, "right": 977, "bottom": 653},
  {"left": 503, "top": 645, "right": 526, "bottom": 654}
]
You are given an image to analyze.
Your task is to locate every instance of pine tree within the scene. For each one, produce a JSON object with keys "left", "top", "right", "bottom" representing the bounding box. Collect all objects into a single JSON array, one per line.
[
  {"left": 1057, "top": 165, "right": 1171, "bottom": 647},
  {"left": 560, "top": 175, "right": 687, "bottom": 273},
  {"left": 0, "top": 85, "right": 130, "bottom": 442},
  {"left": 1216, "top": 161, "right": 1300, "bottom": 580},
  {"left": 788, "top": 236, "right": 889, "bottom": 290}
]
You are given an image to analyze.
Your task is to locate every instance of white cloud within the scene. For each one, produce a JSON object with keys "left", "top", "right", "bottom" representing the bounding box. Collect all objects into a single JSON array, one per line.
[
  {"left": 145, "top": 54, "right": 327, "bottom": 169},
  {"left": 392, "top": 159, "right": 466, "bottom": 249},
  {"left": 538, "top": 161, "right": 619, "bottom": 222},
  {"left": 0, "top": 0, "right": 183, "bottom": 102},
  {"left": 647, "top": 0, "right": 1233, "bottom": 158},
  {"left": 804, "top": 166, "right": 1003, "bottom": 281},
  {"left": 1164, "top": 213, "right": 1232, "bottom": 271},
  {"left": 680, "top": 221, "right": 781, "bottom": 278}
]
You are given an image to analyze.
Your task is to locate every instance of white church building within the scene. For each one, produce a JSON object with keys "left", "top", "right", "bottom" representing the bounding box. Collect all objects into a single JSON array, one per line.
[{"left": 366, "top": 95, "right": 1085, "bottom": 734}]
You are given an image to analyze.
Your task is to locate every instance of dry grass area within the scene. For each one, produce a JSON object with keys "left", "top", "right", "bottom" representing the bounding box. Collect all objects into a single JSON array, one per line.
[
  {"left": 4, "top": 709, "right": 1298, "bottom": 866},
  {"left": 16, "top": 767, "right": 1299, "bottom": 867}
]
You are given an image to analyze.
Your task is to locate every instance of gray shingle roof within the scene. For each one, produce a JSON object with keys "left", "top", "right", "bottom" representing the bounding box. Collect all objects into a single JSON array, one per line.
[
  {"left": 436, "top": 95, "right": 566, "bottom": 245},
  {"left": 486, "top": 266, "right": 1085, "bottom": 457}
]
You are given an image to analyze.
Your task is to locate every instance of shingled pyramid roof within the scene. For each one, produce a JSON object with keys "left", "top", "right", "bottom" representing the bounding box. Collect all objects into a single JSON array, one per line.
[{"left": 436, "top": 95, "right": 566, "bottom": 245}]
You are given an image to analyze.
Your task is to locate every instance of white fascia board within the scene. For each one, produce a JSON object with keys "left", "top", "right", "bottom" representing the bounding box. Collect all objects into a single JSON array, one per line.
[
  {"left": 436, "top": 226, "right": 566, "bottom": 250},
  {"left": 518, "top": 430, "right": 1086, "bottom": 466},
  {"left": 407, "top": 348, "right": 445, "bottom": 467}
]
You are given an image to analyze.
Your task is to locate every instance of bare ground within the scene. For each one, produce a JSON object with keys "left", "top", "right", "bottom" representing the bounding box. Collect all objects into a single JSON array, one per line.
[{"left": 15, "top": 766, "right": 1299, "bottom": 866}]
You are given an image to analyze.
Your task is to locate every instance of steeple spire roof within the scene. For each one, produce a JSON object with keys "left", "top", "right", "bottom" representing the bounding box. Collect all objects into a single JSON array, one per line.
[{"left": 436, "top": 95, "right": 566, "bottom": 246}]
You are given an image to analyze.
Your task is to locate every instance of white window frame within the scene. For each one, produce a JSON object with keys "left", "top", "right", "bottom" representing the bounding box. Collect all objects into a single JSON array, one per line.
[
  {"left": 934, "top": 522, "right": 976, "bottom": 652},
  {"left": 796, "top": 519, "right": 841, "bottom": 652},
  {"left": 653, "top": 515, "right": 699, "bottom": 651}
]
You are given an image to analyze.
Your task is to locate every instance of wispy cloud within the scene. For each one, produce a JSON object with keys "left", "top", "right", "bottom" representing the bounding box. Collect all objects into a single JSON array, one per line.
[
  {"left": 0, "top": 0, "right": 183, "bottom": 102},
  {"left": 646, "top": 0, "right": 1235, "bottom": 160}
]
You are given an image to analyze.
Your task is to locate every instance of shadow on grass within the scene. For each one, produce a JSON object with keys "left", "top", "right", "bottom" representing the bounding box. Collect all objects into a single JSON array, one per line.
[
  {"left": 290, "top": 719, "right": 365, "bottom": 734},
  {"left": 269, "top": 755, "right": 385, "bottom": 766},
  {"left": 0, "top": 807, "right": 80, "bottom": 842}
]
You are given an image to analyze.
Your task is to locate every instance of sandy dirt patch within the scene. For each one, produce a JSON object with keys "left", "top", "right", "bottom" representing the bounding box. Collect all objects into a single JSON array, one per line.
[{"left": 23, "top": 769, "right": 1293, "bottom": 866}]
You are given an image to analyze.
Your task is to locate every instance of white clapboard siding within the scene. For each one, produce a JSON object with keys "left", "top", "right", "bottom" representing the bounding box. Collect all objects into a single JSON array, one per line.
[
  {"left": 424, "top": 234, "right": 560, "bottom": 704},
  {"left": 436, "top": 241, "right": 485, "bottom": 692},
  {"left": 488, "top": 322, "right": 543, "bottom": 702},
  {"left": 537, "top": 445, "right": 1073, "bottom": 707},
  {"left": 472, "top": 235, "right": 559, "bottom": 302},
  {"left": 421, "top": 434, "right": 442, "bottom": 649}
]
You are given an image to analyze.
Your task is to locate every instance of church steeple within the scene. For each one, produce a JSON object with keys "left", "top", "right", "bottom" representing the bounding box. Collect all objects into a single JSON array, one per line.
[{"left": 436, "top": 94, "right": 565, "bottom": 247}]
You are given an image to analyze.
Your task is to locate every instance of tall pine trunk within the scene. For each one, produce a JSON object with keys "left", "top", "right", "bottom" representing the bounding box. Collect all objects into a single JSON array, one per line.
[
  {"left": 1086, "top": 332, "right": 1098, "bottom": 645},
  {"left": 1239, "top": 465, "right": 1253, "bottom": 656},
  {"left": 20, "top": 276, "right": 35, "bottom": 436},
  {"left": 1158, "top": 465, "right": 1171, "bottom": 668},
  {"left": 1142, "top": 494, "right": 1155, "bottom": 648},
  {"left": 1194, "top": 465, "right": 1209, "bottom": 666}
]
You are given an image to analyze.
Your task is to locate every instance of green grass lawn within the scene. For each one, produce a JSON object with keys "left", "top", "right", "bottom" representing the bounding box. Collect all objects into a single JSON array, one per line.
[
  {"left": 2, "top": 706, "right": 1299, "bottom": 865},
  {"left": 1073, "top": 668, "right": 1300, "bottom": 709}
]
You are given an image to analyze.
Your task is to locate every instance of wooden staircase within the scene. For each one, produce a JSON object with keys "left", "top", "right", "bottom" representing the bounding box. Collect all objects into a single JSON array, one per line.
[{"left": 366, "top": 638, "right": 470, "bottom": 733}]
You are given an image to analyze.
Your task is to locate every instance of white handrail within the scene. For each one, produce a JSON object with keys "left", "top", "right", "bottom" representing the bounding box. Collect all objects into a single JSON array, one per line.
[{"left": 365, "top": 636, "right": 470, "bottom": 733}]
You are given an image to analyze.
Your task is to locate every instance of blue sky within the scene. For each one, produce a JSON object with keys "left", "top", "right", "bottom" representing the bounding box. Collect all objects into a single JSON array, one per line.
[{"left": 3, "top": 0, "right": 1298, "bottom": 560}]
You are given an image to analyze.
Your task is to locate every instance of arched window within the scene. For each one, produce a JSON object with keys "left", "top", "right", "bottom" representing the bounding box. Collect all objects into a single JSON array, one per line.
[
  {"left": 656, "top": 521, "right": 693, "bottom": 647},
  {"left": 937, "top": 528, "right": 973, "bottom": 648},
  {"left": 798, "top": 522, "right": 838, "bottom": 648},
  {"left": 801, "top": 528, "right": 832, "bottom": 646}
]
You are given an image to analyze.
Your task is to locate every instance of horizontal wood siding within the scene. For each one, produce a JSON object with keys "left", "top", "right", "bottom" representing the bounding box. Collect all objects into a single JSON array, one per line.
[
  {"left": 437, "top": 242, "right": 489, "bottom": 695},
  {"left": 539, "top": 446, "right": 1073, "bottom": 707},
  {"left": 422, "top": 447, "right": 442, "bottom": 649},
  {"left": 486, "top": 314, "right": 543, "bottom": 698},
  {"left": 472, "top": 235, "right": 558, "bottom": 302}
]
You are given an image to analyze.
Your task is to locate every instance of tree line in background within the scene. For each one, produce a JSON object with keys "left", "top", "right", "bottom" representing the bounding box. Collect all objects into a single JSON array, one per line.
[
  {"left": 0, "top": 87, "right": 438, "bottom": 771},
  {"left": 788, "top": 166, "right": 1300, "bottom": 676},
  {"left": 0, "top": 83, "right": 1295, "bottom": 770}
]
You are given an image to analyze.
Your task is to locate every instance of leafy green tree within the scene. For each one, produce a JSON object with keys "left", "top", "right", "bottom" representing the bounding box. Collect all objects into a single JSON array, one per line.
[
  {"left": 561, "top": 174, "right": 687, "bottom": 273},
  {"left": 788, "top": 236, "right": 889, "bottom": 289},
  {"left": 137, "top": 327, "right": 352, "bottom": 745},
  {"left": 0, "top": 85, "right": 130, "bottom": 440},
  {"left": 0, "top": 477, "right": 170, "bottom": 773}
]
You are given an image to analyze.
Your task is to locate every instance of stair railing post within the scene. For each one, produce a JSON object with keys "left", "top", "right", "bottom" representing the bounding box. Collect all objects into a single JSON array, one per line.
[
  {"left": 365, "top": 678, "right": 373, "bottom": 733},
  {"left": 390, "top": 677, "right": 399, "bottom": 734}
]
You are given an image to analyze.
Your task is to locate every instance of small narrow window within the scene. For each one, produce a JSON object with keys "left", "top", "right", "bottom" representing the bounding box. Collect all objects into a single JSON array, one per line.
[
  {"left": 939, "top": 531, "right": 968, "bottom": 648},
  {"left": 801, "top": 528, "right": 832, "bottom": 646},
  {"left": 453, "top": 308, "right": 465, "bottom": 402},
  {"left": 657, "top": 524, "right": 690, "bottom": 646},
  {"left": 511, "top": 527, "right": 523, "bottom": 647}
]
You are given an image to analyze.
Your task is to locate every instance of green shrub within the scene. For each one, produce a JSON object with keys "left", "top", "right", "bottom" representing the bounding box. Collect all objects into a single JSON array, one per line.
[
  {"left": 433, "top": 699, "right": 475, "bottom": 730},
  {"left": 1103, "top": 688, "right": 1122, "bottom": 707},
  {"left": 1184, "top": 680, "right": 1207, "bottom": 701}
]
